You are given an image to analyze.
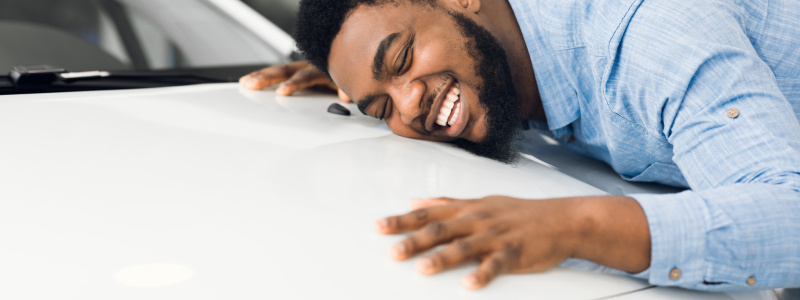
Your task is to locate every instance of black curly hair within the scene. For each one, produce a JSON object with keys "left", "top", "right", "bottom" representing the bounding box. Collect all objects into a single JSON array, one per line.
[{"left": 295, "top": 0, "right": 435, "bottom": 75}]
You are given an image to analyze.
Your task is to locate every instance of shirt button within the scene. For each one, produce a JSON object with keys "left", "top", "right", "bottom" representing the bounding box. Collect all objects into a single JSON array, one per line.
[
  {"left": 669, "top": 268, "right": 681, "bottom": 280},
  {"left": 747, "top": 276, "right": 756, "bottom": 286},
  {"left": 727, "top": 107, "right": 740, "bottom": 118}
]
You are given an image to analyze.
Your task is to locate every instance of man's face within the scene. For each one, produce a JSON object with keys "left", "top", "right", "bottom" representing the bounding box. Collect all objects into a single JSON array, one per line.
[{"left": 329, "top": 1, "right": 520, "bottom": 162}]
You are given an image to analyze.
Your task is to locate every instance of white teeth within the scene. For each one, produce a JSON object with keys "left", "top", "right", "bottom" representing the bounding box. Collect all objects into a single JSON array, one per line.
[
  {"left": 448, "top": 103, "right": 460, "bottom": 125},
  {"left": 436, "top": 83, "right": 463, "bottom": 127},
  {"left": 440, "top": 107, "right": 452, "bottom": 117}
]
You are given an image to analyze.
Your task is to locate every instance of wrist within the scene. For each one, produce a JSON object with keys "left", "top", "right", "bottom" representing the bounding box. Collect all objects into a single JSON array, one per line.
[{"left": 566, "top": 196, "right": 652, "bottom": 273}]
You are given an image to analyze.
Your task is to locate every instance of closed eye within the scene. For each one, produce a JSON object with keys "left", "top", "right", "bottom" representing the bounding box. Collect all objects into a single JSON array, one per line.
[
  {"left": 394, "top": 34, "right": 414, "bottom": 75},
  {"left": 396, "top": 44, "right": 410, "bottom": 75},
  {"left": 378, "top": 97, "right": 391, "bottom": 120}
]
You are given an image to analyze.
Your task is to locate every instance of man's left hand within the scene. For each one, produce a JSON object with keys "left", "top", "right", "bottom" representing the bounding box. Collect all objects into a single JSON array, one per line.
[{"left": 374, "top": 195, "right": 651, "bottom": 290}]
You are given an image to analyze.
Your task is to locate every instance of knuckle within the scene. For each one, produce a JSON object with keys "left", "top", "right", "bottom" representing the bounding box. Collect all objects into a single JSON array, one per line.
[
  {"left": 488, "top": 256, "right": 504, "bottom": 274},
  {"left": 428, "top": 253, "right": 445, "bottom": 268},
  {"left": 406, "top": 237, "right": 419, "bottom": 251},
  {"left": 410, "top": 209, "right": 429, "bottom": 223},
  {"left": 278, "top": 64, "right": 292, "bottom": 75},
  {"left": 484, "top": 225, "right": 507, "bottom": 236},
  {"left": 422, "top": 222, "right": 446, "bottom": 238},
  {"left": 501, "top": 243, "right": 522, "bottom": 261},
  {"left": 385, "top": 216, "right": 399, "bottom": 229},
  {"left": 452, "top": 238, "right": 473, "bottom": 255},
  {"left": 470, "top": 211, "right": 492, "bottom": 220}
]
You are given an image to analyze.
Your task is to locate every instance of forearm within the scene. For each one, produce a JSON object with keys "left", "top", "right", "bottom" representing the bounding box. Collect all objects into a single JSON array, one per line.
[{"left": 568, "top": 196, "right": 651, "bottom": 273}]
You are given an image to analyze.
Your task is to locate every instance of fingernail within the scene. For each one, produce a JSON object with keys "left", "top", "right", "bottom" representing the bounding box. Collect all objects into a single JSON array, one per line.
[
  {"left": 415, "top": 258, "right": 434, "bottom": 274},
  {"left": 390, "top": 243, "right": 406, "bottom": 259},
  {"left": 276, "top": 85, "right": 288, "bottom": 94},
  {"left": 463, "top": 274, "right": 480, "bottom": 289}
]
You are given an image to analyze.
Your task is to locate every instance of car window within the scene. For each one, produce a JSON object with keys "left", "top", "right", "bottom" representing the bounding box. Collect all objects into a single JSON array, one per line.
[{"left": 0, "top": 0, "right": 285, "bottom": 73}]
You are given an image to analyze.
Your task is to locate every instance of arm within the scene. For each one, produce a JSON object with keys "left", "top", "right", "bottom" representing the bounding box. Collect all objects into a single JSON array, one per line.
[
  {"left": 626, "top": 54, "right": 800, "bottom": 291},
  {"left": 613, "top": 0, "right": 800, "bottom": 291}
]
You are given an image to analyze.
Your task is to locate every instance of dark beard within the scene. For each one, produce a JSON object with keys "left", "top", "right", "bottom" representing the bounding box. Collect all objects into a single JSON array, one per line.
[{"left": 447, "top": 10, "right": 522, "bottom": 164}]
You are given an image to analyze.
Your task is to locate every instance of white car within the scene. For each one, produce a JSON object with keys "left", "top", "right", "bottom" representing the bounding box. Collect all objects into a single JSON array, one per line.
[{"left": 0, "top": 1, "right": 782, "bottom": 299}]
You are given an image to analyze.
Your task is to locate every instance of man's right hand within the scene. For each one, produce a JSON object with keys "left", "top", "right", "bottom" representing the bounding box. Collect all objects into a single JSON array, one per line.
[{"left": 239, "top": 61, "right": 351, "bottom": 102}]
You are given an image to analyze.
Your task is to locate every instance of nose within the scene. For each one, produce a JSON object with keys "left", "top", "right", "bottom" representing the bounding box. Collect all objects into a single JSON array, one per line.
[{"left": 387, "top": 79, "right": 426, "bottom": 125}]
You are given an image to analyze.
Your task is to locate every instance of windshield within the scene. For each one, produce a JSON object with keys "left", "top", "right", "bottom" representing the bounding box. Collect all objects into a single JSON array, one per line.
[{"left": 0, "top": 0, "right": 287, "bottom": 73}]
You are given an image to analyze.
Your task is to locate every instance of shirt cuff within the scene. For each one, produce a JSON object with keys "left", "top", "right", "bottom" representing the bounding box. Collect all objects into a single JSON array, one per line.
[{"left": 629, "top": 191, "right": 709, "bottom": 286}]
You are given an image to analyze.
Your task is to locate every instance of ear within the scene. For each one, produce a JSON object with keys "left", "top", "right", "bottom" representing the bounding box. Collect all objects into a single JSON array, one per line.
[{"left": 453, "top": 0, "right": 481, "bottom": 13}]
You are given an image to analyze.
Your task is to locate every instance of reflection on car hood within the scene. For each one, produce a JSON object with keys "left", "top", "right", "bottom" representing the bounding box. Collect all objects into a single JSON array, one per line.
[{"left": 0, "top": 84, "right": 714, "bottom": 299}]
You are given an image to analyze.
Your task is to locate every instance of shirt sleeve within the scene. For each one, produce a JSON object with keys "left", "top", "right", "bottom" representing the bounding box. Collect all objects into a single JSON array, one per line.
[{"left": 616, "top": 0, "right": 800, "bottom": 292}]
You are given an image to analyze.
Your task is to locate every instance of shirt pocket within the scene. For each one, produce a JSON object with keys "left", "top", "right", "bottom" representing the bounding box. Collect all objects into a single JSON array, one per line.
[{"left": 619, "top": 162, "right": 689, "bottom": 188}]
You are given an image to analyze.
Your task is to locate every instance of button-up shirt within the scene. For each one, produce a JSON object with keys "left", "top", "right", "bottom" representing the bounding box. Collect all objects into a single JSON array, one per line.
[{"left": 509, "top": 0, "right": 800, "bottom": 291}]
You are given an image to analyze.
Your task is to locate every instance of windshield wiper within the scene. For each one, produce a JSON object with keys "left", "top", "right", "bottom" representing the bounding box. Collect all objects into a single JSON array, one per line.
[{"left": 2, "top": 65, "right": 228, "bottom": 95}]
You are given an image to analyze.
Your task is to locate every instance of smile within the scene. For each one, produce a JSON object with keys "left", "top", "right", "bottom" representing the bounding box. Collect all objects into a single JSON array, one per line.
[
  {"left": 436, "top": 83, "right": 461, "bottom": 126},
  {"left": 427, "top": 78, "right": 469, "bottom": 138}
]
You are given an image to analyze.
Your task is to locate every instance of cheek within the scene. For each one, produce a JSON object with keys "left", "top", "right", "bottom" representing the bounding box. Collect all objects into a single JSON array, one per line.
[{"left": 414, "top": 34, "right": 471, "bottom": 75}]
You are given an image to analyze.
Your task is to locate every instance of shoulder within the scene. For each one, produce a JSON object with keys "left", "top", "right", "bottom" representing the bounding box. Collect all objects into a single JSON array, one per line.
[
  {"left": 615, "top": 0, "right": 751, "bottom": 76},
  {"left": 602, "top": 0, "right": 761, "bottom": 132}
]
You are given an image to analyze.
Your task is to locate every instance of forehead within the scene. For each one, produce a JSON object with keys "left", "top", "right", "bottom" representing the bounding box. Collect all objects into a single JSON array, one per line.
[{"left": 328, "top": 3, "right": 428, "bottom": 94}]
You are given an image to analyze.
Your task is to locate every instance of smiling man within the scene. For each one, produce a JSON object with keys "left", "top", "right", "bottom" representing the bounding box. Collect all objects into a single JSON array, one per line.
[{"left": 240, "top": 0, "right": 800, "bottom": 292}]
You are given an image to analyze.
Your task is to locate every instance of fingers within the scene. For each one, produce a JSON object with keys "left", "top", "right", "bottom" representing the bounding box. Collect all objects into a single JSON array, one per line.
[
  {"left": 415, "top": 231, "right": 495, "bottom": 275},
  {"left": 239, "top": 61, "right": 333, "bottom": 95},
  {"left": 410, "top": 197, "right": 457, "bottom": 210},
  {"left": 239, "top": 70, "right": 285, "bottom": 90},
  {"left": 239, "top": 63, "right": 296, "bottom": 90},
  {"left": 391, "top": 217, "right": 477, "bottom": 261},
  {"left": 276, "top": 65, "right": 333, "bottom": 96},
  {"left": 462, "top": 249, "right": 514, "bottom": 290},
  {"left": 375, "top": 205, "right": 458, "bottom": 235}
]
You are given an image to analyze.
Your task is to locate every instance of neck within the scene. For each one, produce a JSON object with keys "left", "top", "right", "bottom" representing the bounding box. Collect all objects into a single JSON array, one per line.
[{"left": 480, "top": 0, "right": 546, "bottom": 121}]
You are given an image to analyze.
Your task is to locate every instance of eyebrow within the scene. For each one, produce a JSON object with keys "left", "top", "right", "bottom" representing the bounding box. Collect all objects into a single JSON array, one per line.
[{"left": 372, "top": 32, "right": 401, "bottom": 81}]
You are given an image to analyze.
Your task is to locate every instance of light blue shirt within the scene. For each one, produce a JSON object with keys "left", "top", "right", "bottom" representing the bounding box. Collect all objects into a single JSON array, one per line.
[{"left": 509, "top": 0, "right": 800, "bottom": 291}]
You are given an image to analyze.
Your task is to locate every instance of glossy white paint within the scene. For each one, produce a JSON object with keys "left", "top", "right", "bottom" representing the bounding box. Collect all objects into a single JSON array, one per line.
[{"left": 0, "top": 84, "right": 768, "bottom": 299}]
